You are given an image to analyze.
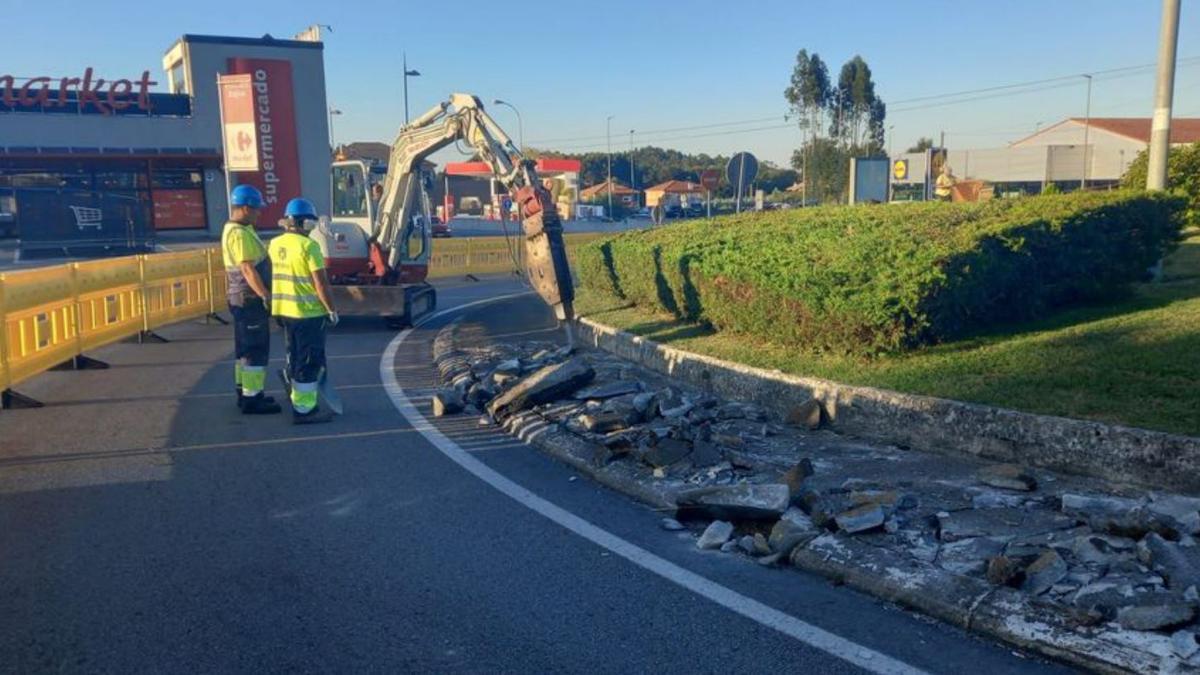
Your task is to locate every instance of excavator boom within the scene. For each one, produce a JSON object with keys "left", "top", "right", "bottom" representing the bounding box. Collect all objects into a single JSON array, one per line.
[{"left": 373, "top": 94, "right": 574, "bottom": 321}]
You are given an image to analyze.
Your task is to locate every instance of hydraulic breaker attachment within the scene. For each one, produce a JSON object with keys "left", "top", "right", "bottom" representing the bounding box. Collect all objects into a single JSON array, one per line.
[{"left": 516, "top": 185, "right": 575, "bottom": 322}]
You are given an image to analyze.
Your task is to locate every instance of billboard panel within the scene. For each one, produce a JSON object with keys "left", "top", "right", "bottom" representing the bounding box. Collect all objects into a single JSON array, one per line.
[
  {"left": 226, "top": 58, "right": 302, "bottom": 228},
  {"left": 217, "top": 73, "right": 259, "bottom": 172}
]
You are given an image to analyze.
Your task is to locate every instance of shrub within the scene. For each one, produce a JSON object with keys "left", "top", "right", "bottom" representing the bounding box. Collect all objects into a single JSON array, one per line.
[
  {"left": 1122, "top": 141, "right": 1200, "bottom": 228},
  {"left": 577, "top": 191, "right": 1184, "bottom": 355}
]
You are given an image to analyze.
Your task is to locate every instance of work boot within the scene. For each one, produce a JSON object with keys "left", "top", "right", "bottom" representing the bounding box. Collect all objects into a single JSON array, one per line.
[
  {"left": 238, "top": 389, "right": 276, "bottom": 410},
  {"left": 242, "top": 393, "right": 282, "bottom": 415},
  {"left": 292, "top": 405, "right": 333, "bottom": 425}
]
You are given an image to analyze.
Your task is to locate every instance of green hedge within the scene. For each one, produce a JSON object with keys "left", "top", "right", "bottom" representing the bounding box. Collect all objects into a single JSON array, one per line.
[{"left": 577, "top": 191, "right": 1184, "bottom": 355}]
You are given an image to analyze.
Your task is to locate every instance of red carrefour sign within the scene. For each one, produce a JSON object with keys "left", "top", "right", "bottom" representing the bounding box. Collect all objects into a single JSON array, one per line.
[
  {"left": 0, "top": 69, "right": 157, "bottom": 114},
  {"left": 225, "top": 58, "right": 302, "bottom": 229},
  {"left": 217, "top": 74, "right": 259, "bottom": 172}
]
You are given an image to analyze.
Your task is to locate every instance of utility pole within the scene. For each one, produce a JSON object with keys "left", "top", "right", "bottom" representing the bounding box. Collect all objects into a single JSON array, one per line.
[
  {"left": 403, "top": 53, "right": 421, "bottom": 125},
  {"left": 1147, "top": 0, "right": 1181, "bottom": 191},
  {"left": 1081, "top": 74, "right": 1092, "bottom": 190},
  {"left": 628, "top": 129, "right": 636, "bottom": 207},
  {"left": 606, "top": 115, "right": 614, "bottom": 220}
]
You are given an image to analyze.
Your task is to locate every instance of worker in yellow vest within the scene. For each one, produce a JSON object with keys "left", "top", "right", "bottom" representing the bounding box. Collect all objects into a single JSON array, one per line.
[
  {"left": 268, "top": 198, "right": 339, "bottom": 424},
  {"left": 221, "top": 184, "right": 281, "bottom": 415}
]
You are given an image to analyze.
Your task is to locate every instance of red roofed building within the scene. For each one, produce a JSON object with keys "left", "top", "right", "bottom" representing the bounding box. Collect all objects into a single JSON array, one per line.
[
  {"left": 644, "top": 179, "right": 706, "bottom": 208},
  {"left": 442, "top": 157, "right": 581, "bottom": 220},
  {"left": 580, "top": 178, "right": 641, "bottom": 207}
]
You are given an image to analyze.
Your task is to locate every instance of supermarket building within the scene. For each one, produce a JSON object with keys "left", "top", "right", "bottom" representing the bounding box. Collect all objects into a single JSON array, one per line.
[{"left": 0, "top": 33, "right": 330, "bottom": 247}]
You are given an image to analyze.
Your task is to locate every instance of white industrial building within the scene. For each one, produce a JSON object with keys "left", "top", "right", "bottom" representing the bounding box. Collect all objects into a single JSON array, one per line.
[{"left": 892, "top": 117, "right": 1200, "bottom": 197}]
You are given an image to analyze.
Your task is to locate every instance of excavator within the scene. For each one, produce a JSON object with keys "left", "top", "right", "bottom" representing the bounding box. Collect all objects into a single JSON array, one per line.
[{"left": 315, "top": 93, "right": 574, "bottom": 331}]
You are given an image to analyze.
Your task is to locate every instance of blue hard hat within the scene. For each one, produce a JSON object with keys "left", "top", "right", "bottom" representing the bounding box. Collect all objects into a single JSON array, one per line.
[
  {"left": 284, "top": 197, "right": 317, "bottom": 220},
  {"left": 230, "top": 184, "right": 264, "bottom": 208}
]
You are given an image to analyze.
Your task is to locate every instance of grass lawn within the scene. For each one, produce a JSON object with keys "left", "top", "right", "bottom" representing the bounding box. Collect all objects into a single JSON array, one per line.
[{"left": 574, "top": 230, "right": 1200, "bottom": 437}]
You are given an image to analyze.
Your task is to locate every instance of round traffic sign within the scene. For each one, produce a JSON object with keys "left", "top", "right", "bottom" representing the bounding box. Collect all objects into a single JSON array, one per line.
[
  {"left": 700, "top": 169, "right": 720, "bottom": 191},
  {"left": 726, "top": 152, "right": 759, "bottom": 186}
]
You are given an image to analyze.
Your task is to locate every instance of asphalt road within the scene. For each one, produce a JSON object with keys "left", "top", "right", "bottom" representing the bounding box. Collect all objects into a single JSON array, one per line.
[{"left": 0, "top": 276, "right": 1075, "bottom": 674}]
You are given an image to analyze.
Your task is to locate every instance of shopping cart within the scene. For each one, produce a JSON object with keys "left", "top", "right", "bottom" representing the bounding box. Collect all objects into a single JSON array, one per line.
[{"left": 69, "top": 205, "right": 103, "bottom": 230}]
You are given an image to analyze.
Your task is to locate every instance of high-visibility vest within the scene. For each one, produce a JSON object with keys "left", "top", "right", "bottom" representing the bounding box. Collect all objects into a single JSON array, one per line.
[
  {"left": 221, "top": 221, "right": 269, "bottom": 304},
  {"left": 268, "top": 232, "right": 327, "bottom": 319}
]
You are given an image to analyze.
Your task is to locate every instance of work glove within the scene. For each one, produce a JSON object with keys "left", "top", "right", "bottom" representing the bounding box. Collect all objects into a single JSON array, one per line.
[{"left": 327, "top": 311, "right": 340, "bottom": 327}]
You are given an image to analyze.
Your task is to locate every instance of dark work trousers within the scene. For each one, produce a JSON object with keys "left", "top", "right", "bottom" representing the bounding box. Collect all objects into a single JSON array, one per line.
[
  {"left": 230, "top": 297, "right": 271, "bottom": 368},
  {"left": 280, "top": 316, "right": 327, "bottom": 388}
]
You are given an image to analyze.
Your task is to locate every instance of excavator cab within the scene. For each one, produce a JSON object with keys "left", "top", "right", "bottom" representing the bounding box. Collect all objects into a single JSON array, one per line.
[
  {"left": 326, "top": 159, "right": 432, "bottom": 283},
  {"left": 320, "top": 159, "right": 437, "bottom": 327}
]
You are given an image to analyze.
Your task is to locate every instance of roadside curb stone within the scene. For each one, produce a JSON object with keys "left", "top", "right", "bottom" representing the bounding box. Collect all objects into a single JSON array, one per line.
[{"left": 573, "top": 316, "right": 1200, "bottom": 494}]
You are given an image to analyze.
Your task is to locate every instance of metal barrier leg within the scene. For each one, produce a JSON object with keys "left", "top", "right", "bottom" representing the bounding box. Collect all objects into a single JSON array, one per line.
[
  {"left": 137, "top": 330, "right": 169, "bottom": 344},
  {"left": 206, "top": 312, "right": 230, "bottom": 325},
  {"left": 2, "top": 389, "right": 43, "bottom": 410},
  {"left": 50, "top": 354, "right": 110, "bottom": 371}
]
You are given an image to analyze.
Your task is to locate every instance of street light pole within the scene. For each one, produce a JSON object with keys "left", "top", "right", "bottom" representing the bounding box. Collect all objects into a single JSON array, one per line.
[
  {"left": 887, "top": 124, "right": 895, "bottom": 158},
  {"left": 1081, "top": 74, "right": 1092, "bottom": 190},
  {"left": 629, "top": 129, "right": 636, "bottom": 206},
  {"left": 606, "top": 115, "right": 614, "bottom": 220},
  {"left": 327, "top": 107, "right": 342, "bottom": 154},
  {"left": 492, "top": 99, "right": 524, "bottom": 153},
  {"left": 403, "top": 53, "right": 421, "bottom": 125},
  {"left": 1147, "top": 0, "right": 1181, "bottom": 191}
]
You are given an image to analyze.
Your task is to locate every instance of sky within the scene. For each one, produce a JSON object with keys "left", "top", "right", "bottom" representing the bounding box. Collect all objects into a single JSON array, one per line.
[{"left": 4, "top": 0, "right": 1199, "bottom": 168}]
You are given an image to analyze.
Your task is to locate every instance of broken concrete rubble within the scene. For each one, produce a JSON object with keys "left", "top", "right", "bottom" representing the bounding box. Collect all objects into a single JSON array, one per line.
[
  {"left": 1141, "top": 532, "right": 1200, "bottom": 592},
  {"left": 1022, "top": 550, "right": 1068, "bottom": 595},
  {"left": 487, "top": 357, "right": 595, "bottom": 421},
  {"left": 642, "top": 438, "right": 692, "bottom": 468},
  {"left": 834, "top": 503, "right": 886, "bottom": 534},
  {"left": 1117, "top": 600, "right": 1196, "bottom": 632},
  {"left": 432, "top": 388, "right": 464, "bottom": 417},
  {"left": 697, "top": 520, "right": 734, "bottom": 550},
  {"left": 676, "top": 484, "right": 790, "bottom": 521},
  {"left": 435, "top": 324, "right": 1200, "bottom": 674},
  {"left": 976, "top": 464, "right": 1038, "bottom": 491}
]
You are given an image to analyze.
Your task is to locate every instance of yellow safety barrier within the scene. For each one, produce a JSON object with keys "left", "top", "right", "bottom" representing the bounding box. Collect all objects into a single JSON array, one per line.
[
  {"left": 0, "top": 231, "right": 607, "bottom": 401},
  {"left": 428, "top": 232, "right": 604, "bottom": 278},
  {"left": 0, "top": 264, "right": 81, "bottom": 392},
  {"left": 141, "top": 250, "right": 214, "bottom": 333},
  {"left": 0, "top": 247, "right": 225, "bottom": 399}
]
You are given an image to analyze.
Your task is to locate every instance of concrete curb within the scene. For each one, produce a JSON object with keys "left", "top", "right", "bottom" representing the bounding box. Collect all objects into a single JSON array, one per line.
[
  {"left": 573, "top": 316, "right": 1200, "bottom": 496},
  {"left": 430, "top": 318, "right": 1195, "bottom": 674}
]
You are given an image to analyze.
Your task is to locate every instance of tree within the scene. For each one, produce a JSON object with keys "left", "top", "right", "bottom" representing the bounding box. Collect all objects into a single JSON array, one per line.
[
  {"left": 784, "top": 50, "right": 832, "bottom": 202},
  {"left": 829, "top": 55, "right": 878, "bottom": 149},
  {"left": 906, "top": 137, "right": 934, "bottom": 154},
  {"left": 784, "top": 50, "right": 831, "bottom": 142},
  {"left": 791, "top": 137, "right": 850, "bottom": 203},
  {"left": 1122, "top": 141, "right": 1200, "bottom": 227}
]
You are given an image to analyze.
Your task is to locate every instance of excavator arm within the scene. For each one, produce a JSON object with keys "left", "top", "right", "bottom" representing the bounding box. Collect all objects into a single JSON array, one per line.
[{"left": 374, "top": 94, "right": 574, "bottom": 321}]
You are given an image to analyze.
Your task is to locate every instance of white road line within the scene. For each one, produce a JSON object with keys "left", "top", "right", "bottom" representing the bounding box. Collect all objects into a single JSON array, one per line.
[{"left": 380, "top": 294, "right": 927, "bottom": 675}]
